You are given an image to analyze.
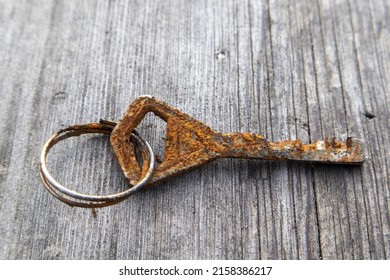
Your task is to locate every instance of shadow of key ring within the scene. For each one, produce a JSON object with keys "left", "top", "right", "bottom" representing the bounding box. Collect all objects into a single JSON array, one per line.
[{"left": 38, "top": 121, "right": 155, "bottom": 208}]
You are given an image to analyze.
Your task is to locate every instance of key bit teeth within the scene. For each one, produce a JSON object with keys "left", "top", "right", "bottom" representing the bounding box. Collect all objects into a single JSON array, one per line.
[
  {"left": 325, "top": 137, "right": 336, "bottom": 149},
  {"left": 346, "top": 137, "right": 353, "bottom": 149},
  {"left": 349, "top": 138, "right": 366, "bottom": 160},
  {"left": 333, "top": 137, "right": 365, "bottom": 164}
]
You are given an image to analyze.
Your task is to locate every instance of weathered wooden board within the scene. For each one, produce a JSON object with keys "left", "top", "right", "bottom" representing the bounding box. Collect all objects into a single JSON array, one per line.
[{"left": 0, "top": 0, "right": 388, "bottom": 259}]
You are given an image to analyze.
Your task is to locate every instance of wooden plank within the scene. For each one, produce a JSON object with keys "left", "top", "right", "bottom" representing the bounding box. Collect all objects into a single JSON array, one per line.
[{"left": 0, "top": 0, "right": 388, "bottom": 259}]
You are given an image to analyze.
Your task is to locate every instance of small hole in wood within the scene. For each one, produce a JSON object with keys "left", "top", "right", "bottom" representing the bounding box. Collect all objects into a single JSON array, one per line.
[
  {"left": 215, "top": 49, "right": 227, "bottom": 61},
  {"left": 363, "top": 111, "right": 376, "bottom": 119}
]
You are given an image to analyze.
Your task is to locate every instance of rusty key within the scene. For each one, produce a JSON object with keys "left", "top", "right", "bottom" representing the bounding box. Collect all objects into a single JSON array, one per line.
[{"left": 110, "top": 96, "right": 365, "bottom": 187}]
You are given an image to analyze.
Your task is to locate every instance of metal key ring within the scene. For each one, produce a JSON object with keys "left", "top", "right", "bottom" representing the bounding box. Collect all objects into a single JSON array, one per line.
[{"left": 38, "top": 121, "right": 155, "bottom": 208}]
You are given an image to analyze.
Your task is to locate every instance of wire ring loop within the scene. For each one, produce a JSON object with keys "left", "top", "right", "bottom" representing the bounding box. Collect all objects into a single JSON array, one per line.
[{"left": 38, "top": 121, "right": 155, "bottom": 208}]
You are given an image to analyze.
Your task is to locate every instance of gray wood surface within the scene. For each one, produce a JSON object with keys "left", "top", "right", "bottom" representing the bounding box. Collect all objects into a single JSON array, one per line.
[{"left": 0, "top": 0, "right": 389, "bottom": 260}]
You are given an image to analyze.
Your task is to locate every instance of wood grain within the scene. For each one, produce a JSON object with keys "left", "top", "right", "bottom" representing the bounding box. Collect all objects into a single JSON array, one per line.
[{"left": 0, "top": 0, "right": 388, "bottom": 259}]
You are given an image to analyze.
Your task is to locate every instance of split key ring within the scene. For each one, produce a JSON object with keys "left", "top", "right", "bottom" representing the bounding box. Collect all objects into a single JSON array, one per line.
[{"left": 38, "top": 120, "right": 155, "bottom": 208}]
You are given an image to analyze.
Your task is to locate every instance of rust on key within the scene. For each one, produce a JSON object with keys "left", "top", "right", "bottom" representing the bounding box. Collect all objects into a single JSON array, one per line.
[{"left": 110, "top": 96, "right": 365, "bottom": 188}]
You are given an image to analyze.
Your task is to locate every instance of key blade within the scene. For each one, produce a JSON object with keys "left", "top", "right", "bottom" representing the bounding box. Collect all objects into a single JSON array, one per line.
[
  {"left": 219, "top": 134, "right": 365, "bottom": 165},
  {"left": 275, "top": 137, "right": 366, "bottom": 165}
]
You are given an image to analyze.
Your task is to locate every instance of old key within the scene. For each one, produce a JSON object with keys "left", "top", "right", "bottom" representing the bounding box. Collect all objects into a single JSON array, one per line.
[
  {"left": 39, "top": 96, "right": 364, "bottom": 207},
  {"left": 111, "top": 96, "right": 365, "bottom": 188}
]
